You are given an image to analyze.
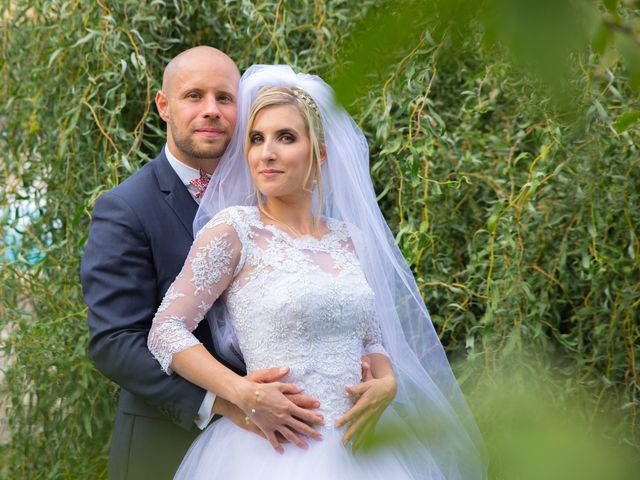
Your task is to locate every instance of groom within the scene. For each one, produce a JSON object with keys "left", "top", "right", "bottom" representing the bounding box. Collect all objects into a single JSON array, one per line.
[{"left": 81, "top": 47, "right": 322, "bottom": 479}]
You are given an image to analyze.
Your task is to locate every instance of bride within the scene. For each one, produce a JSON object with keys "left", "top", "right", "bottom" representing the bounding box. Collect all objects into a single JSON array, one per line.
[{"left": 148, "top": 65, "right": 487, "bottom": 479}]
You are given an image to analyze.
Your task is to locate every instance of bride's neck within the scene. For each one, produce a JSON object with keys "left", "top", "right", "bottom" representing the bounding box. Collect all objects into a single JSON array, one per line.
[{"left": 262, "top": 195, "right": 316, "bottom": 236}]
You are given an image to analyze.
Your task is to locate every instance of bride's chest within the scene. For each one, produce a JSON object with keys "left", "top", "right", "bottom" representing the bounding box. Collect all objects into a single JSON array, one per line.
[{"left": 227, "top": 243, "right": 375, "bottom": 339}]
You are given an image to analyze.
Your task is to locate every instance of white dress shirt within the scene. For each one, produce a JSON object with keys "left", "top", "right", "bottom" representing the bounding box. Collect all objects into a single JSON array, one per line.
[
  {"left": 164, "top": 145, "right": 208, "bottom": 204},
  {"left": 164, "top": 144, "right": 217, "bottom": 430}
]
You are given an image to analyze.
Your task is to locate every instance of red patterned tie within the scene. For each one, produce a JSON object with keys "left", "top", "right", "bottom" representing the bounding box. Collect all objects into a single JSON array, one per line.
[{"left": 190, "top": 170, "right": 211, "bottom": 200}]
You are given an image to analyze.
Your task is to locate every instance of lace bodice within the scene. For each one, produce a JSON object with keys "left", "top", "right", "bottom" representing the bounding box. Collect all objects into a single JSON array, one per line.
[{"left": 148, "top": 206, "right": 387, "bottom": 425}]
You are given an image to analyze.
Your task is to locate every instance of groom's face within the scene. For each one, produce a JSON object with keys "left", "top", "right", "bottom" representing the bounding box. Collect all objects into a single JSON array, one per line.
[{"left": 157, "top": 50, "right": 239, "bottom": 170}]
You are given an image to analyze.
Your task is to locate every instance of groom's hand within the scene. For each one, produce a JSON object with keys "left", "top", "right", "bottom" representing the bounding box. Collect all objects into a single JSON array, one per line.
[{"left": 212, "top": 396, "right": 264, "bottom": 438}]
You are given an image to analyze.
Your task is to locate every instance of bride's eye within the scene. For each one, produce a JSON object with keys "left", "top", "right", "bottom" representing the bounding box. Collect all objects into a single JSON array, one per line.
[
  {"left": 280, "top": 133, "right": 295, "bottom": 143},
  {"left": 250, "top": 134, "right": 263, "bottom": 144}
]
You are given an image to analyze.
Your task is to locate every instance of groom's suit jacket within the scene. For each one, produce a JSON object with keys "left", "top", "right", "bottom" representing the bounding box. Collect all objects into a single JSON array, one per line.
[{"left": 81, "top": 151, "right": 243, "bottom": 479}]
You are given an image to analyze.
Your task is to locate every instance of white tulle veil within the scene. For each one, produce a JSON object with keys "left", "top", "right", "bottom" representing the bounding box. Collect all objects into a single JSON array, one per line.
[{"left": 194, "top": 65, "right": 487, "bottom": 479}]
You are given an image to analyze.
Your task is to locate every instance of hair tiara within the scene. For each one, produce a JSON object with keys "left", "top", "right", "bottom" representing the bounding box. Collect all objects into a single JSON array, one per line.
[{"left": 290, "top": 87, "right": 321, "bottom": 118}]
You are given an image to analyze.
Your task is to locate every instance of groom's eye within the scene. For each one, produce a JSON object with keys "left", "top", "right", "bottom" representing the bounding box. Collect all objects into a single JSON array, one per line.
[{"left": 186, "top": 92, "right": 201, "bottom": 100}]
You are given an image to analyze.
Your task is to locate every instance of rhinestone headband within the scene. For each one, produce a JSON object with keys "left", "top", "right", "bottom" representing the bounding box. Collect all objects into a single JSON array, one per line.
[{"left": 290, "top": 87, "right": 321, "bottom": 118}]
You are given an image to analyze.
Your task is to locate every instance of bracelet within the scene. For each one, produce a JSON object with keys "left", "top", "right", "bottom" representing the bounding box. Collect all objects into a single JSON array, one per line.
[{"left": 244, "top": 389, "right": 260, "bottom": 425}]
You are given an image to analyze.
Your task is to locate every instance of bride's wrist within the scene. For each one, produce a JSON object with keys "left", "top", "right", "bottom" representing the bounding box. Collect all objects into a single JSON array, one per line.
[
  {"left": 232, "top": 379, "right": 261, "bottom": 413},
  {"left": 377, "top": 375, "right": 397, "bottom": 398}
]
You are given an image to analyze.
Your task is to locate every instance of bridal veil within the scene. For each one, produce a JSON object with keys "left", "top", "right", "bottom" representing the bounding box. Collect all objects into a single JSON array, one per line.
[{"left": 194, "top": 65, "right": 487, "bottom": 479}]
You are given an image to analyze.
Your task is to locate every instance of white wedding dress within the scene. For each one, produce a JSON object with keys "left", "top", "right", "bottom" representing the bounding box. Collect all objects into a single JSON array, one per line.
[{"left": 148, "top": 205, "right": 434, "bottom": 479}]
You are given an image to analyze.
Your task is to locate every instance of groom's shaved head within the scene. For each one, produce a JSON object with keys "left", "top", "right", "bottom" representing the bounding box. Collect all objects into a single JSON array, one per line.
[
  {"left": 155, "top": 45, "right": 240, "bottom": 171},
  {"left": 162, "top": 46, "right": 239, "bottom": 95}
]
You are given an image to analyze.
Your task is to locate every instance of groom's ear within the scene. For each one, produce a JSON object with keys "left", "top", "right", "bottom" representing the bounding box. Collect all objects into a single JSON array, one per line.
[{"left": 155, "top": 90, "right": 170, "bottom": 122}]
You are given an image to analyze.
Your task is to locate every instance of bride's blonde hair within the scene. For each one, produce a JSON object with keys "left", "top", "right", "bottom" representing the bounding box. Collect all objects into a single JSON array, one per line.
[{"left": 244, "top": 86, "right": 325, "bottom": 229}]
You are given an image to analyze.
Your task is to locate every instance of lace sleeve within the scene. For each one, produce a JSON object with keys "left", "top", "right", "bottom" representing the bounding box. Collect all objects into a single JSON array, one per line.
[
  {"left": 363, "top": 312, "right": 388, "bottom": 356},
  {"left": 148, "top": 211, "right": 244, "bottom": 374}
]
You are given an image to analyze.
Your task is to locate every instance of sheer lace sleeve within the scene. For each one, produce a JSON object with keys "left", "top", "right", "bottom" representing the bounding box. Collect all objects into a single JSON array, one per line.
[
  {"left": 148, "top": 210, "right": 245, "bottom": 374},
  {"left": 363, "top": 311, "right": 388, "bottom": 356}
]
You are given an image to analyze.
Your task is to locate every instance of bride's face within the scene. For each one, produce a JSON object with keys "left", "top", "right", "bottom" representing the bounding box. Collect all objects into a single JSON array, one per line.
[{"left": 247, "top": 104, "right": 313, "bottom": 199}]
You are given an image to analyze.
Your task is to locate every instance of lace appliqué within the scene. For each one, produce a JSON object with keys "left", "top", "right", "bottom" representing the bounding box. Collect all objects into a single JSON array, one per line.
[
  {"left": 363, "top": 316, "right": 387, "bottom": 356},
  {"left": 190, "top": 234, "right": 233, "bottom": 296},
  {"left": 157, "top": 283, "right": 185, "bottom": 313},
  {"left": 149, "top": 316, "right": 201, "bottom": 374},
  {"left": 221, "top": 206, "right": 389, "bottom": 427}
]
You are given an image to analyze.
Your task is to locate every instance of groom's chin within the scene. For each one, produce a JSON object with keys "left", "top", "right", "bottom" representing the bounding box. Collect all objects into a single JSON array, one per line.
[{"left": 191, "top": 140, "right": 229, "bottom": 161}]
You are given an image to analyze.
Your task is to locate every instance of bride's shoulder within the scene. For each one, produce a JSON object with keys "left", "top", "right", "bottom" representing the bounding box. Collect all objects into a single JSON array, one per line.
[
  {"left": 208, "top": 205, "right": 258, "bottom": 224},
  {"left": 325, "top": 216, "right": 356, "bottom": 241},
  {"left": 198, "top": 205, "right": 257, "bottom": 241},
  {"left": 214, "top": 205, "right": 257, "bottom": 219}
]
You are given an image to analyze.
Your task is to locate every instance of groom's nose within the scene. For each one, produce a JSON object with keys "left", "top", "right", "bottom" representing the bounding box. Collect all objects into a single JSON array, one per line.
[{"left": 201, "top": 95, "right": 222, "bottom": 119}]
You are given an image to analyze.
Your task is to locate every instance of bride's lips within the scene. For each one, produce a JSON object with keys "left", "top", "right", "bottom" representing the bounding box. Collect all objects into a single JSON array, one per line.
[
  {"left": 259, "top": 169, "right": 284, "bottom": 178},
  {"left": 195, "top": 128, "right": 225, "bottom": 137}
]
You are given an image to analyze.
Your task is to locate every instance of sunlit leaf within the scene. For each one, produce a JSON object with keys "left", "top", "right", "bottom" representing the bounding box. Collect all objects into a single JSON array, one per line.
[
  {"left": 617, "top": 32, "right": 640, "bottom": 88},
  {"left": 613, "top": 109, "right": 640, "bottom": 132}
]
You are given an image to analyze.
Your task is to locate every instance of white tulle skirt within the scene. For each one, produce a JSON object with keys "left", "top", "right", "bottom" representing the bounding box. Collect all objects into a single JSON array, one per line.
[{"left": 174, "top": 417, "right": 427, "bottom": 479}]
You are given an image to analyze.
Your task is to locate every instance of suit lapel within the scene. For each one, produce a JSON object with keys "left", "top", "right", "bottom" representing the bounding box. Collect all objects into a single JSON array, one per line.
[{"left": 153, "top": 152, "right": 198, "bottom": 239}]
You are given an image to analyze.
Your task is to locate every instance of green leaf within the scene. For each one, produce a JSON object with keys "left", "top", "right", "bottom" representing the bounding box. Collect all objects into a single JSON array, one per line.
[
  {"left": 72, "top": 31, "right": 97, "bottom": 48},
  {"left": 591, "top": 22, "right": 613, "bottom": 55},
  {"left": 47, "top": 48, "right": 64, "bottom": 68},
  {"left": 487, "top": 214, "right": 499, "bottom": 234},
  {"left": 613, "top": 110, "right": 640, "bottom": 133},
  {"left": 617, "top": 33, "right": 640, "bottom": 88}
]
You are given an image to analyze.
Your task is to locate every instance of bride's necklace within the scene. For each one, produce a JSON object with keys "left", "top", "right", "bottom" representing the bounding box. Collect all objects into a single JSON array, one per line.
[{"left": 261, "top": 207, "right": 317, "bottom": 239}]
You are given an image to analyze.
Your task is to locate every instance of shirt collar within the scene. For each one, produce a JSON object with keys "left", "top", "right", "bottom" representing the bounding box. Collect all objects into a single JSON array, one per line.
[{"left": 164, "top": 145, "right": 201, "bottom": 186}]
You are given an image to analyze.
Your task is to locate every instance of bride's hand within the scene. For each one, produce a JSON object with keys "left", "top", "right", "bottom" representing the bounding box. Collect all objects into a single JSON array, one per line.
[
  {"left": 247, "top": 366, "right": 320, "bottom": 413},
  {"left": 334, "top": 366, "right": 397, "bottom": 452},
  {"left": 236, "top": 378, "right": 324, "bottom": 453}
]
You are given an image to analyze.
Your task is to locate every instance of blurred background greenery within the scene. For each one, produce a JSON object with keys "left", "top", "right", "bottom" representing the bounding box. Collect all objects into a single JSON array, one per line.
[{"left": 1, "top": 0, "right": 638, "bottom": 478}]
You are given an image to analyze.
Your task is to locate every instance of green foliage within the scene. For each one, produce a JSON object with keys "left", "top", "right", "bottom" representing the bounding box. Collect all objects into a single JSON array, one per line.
[
  {"left": 1, "top": 0, "right": 638, "bottom": 478},
  {"left": 362, "top": 363, "right": 640, "bottom": 479},
  {"left": 332, "top": 0, "right": 640, "bottom": 105}
]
